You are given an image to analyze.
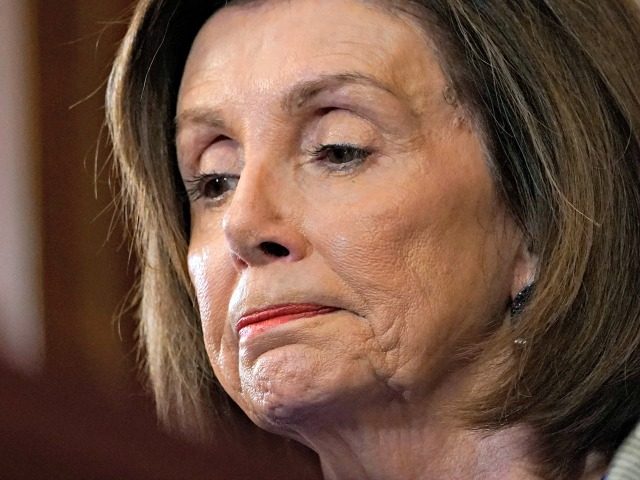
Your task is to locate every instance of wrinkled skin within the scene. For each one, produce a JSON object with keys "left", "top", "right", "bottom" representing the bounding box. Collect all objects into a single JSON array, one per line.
[{"left": 176, "top": 1, "right": 539, "bottom": 478}]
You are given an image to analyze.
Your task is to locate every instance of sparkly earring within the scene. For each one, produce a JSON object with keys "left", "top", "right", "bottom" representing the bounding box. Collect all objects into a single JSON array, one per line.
[
  {"left": 510, "top": 283, "right": 534, "bottom": 316},
  {"left": 510, "top": 283, "right": 534, "bottom": 346}
]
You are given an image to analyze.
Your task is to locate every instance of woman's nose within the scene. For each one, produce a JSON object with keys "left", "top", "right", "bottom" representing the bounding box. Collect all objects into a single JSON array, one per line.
[{"left": 221, "top": 164, "right": 308, "bottom": 270}]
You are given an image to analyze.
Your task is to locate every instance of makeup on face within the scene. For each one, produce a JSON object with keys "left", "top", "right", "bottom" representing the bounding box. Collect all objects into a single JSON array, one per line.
[
  {"left": 236, "top": 303, "right": 341, "bottom": 340},
  {"left": 178, "top": 0, "right": 521, "bottom": 439}
]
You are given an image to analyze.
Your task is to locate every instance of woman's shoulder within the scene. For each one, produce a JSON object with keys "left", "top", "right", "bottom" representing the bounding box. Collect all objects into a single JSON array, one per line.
[{"left": 608, "top": 422, "right": 640, "bottom": 480}]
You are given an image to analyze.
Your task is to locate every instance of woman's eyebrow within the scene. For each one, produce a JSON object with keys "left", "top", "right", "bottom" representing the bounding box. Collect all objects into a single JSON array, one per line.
[
  {"left": 281, "top": 72, "right": 398, "bottom": 113},
  {"left": 175, "top": 72, "right": 400, "bottom": 136},
  {"left": 175, "top": 108, "right": 226, "bottom": 138}
]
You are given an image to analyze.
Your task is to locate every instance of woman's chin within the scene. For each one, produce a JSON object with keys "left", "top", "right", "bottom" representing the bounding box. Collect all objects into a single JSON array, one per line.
[{"left": 235, "top": 345, "right": 376, "bottom": 434}]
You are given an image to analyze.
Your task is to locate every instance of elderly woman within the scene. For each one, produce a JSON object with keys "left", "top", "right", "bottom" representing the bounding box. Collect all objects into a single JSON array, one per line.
[{"left": 107, "top": 0, "right": 640, "bottom": 479}]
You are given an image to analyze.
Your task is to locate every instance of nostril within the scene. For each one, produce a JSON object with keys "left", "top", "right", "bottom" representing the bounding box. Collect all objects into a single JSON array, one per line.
[{"left": 260, "top": 241, "right": 290, "bottom": 257}]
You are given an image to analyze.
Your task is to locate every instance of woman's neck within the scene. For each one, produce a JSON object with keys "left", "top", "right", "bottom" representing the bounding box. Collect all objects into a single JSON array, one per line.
[
  {"left": 269, "top": 364, "right": 607, "bottom": 480},
  {"left": 295, "top": 401, "right": 542, "bottom": 480}
]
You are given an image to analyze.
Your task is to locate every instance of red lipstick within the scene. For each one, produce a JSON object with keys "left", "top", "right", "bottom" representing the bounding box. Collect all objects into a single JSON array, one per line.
[{"left": 237, "top": 303, "right": 339, "bottom": 337}]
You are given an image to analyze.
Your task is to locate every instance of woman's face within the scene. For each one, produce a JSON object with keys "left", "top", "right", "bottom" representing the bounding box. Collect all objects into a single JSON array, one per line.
[{"left": 177, "top": 0, "right": 526, "bottom": 435}]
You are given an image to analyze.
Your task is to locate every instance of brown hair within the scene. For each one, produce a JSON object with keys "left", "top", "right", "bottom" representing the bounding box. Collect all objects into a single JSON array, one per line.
[{"left": 107, "top": 1, "right": 640, "bottom": 478}]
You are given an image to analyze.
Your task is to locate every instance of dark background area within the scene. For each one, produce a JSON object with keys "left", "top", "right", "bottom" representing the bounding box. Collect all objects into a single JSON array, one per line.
[{"left": 36, "top": 0, "right": 137, "bottom": 399}]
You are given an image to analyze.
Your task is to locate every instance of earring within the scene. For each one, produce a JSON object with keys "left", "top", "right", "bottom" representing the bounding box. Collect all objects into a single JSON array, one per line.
[
  {"left": 510, "top": 283, "right": 534, "bottom": 346},
  {"left": 510, "top": 283, "right": 534, "bottom": 317}
]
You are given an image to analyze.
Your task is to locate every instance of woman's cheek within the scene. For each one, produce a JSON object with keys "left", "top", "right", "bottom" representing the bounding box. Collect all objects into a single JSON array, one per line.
[
  {"left": 187, "top": 247, "right": 213, "bottom": 318},
  {"left": 187, "top": 241, "right": 235, "bottom": 348},
  {"left": 188, "top": 242, "right": 244, "bottom": 398}
]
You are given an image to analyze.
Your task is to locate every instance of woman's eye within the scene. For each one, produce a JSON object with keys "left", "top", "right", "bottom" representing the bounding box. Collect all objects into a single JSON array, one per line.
[
  {"left": 309, "top": 143, "right": 372, "bottom": 172},
  {"left": 185, "top": 173, "right": 239, "bottom": 203}
]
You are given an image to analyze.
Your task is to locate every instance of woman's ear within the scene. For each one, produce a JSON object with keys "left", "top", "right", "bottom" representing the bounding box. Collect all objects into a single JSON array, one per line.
[{"left": 510, "top": 237, "right": 538, "bottom": 301}]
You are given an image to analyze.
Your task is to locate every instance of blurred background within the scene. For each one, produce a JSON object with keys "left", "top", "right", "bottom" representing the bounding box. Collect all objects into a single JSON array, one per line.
[
  {"left": 1, "top": 0, "right": 136, "bottom": 397},
  {"left": 0, "top": 1, "right": 320, "bottom": 478}
]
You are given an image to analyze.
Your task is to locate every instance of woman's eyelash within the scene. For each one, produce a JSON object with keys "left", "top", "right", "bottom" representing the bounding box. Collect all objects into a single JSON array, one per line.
[
  {"left": 184, "top": 173, "right": 239, "bottom": 203},
  {"left": 308, "top": 143, "right": 373, "bottom": 172},
  {"left": 184, "top": 143, "right": 371, "bottom": 203}
]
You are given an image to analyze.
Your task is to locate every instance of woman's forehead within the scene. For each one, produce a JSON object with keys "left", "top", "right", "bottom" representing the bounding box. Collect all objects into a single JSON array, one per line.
[{"left": 178, "top": 0, "right": 447, "bottom": 116}]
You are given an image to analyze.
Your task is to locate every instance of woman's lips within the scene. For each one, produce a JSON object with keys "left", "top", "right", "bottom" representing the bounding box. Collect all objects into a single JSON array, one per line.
[{"left": 237, "top": 303, "right": 339, "bottom": 337}]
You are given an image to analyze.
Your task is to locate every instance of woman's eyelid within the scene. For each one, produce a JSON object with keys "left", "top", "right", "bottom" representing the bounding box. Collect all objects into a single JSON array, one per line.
[
  {"left": 202, "top": 134, "right": 236, "bottom": 156},
  {"left": 307, "top": 107, "right": 382, "bottom": 147},
  {"left": 181, "top": 136, "right": 240, "bottom": 192},
  {"left": 177, "top": 123, "right": 228, "bottom": 162},
  {"left": 192, "top": 136, "right": 242, "bottom": 176}
]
